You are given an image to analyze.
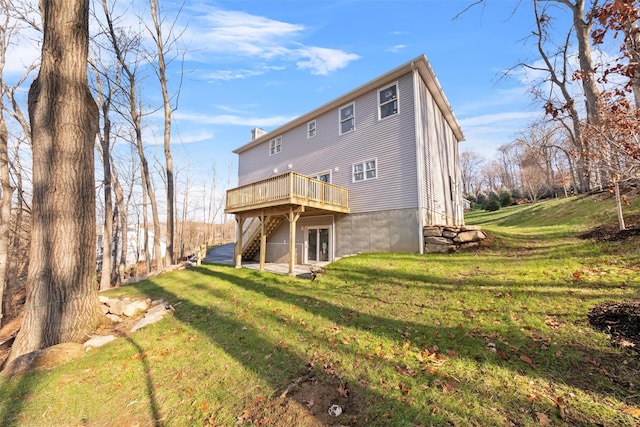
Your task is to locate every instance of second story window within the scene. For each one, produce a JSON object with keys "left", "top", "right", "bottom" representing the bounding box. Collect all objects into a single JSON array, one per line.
[
  {"left": 339, "top": 103, "right": 355, "bottom": 135},
  {"left": 307, "top": 120, "right": 316, "bottom": 138},
  {"left": 379, "top": 83, "right": 398, "bottom": 119},
  {"left": 312, "top": 171, "right": 331, "bottom": 183},
  {"left": 269, "top": 136, "right": 282, "bottom": 156},
  {"left": 353, "top": 159, "right": 377, "bottom": 182}
]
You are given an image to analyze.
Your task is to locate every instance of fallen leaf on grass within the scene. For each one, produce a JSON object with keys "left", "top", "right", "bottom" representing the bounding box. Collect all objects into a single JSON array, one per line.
[
  {"left": 337, "top": 384, "right": 349, "bottom": 398},
  {"left": 552, "top": 396, "right": 566, "bottom": 420},
  {"left": 623, "top": 407, "right": 640, "bottom": 418},
  {"left": 442, "top": 380, "right": 458, "bottom": 394},
  {"left": 395, "top": 365, "right": 419, "bottom": 377},
  {"left": 536, "top": 412, "right": 551, "bottom": 426},
  {"left": 520, "top": 354, "right": 537, "bottom": 368}
]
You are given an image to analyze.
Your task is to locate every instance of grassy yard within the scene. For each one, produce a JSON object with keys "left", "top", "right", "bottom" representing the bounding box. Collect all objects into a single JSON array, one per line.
[{"left": 1, "top": 194, "right": 639, "bottom": 426}]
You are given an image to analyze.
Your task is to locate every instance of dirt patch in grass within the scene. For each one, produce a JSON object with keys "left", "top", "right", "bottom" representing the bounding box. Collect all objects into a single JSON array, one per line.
[
  {"left": 579, "top": 212, "right": 640, "bottom": 242},
  {"left": 237, "top": 370, "right": 367, "bottom": 426},
  {"left": 588, "top": 300, "right": 640, "bottom": 352}
]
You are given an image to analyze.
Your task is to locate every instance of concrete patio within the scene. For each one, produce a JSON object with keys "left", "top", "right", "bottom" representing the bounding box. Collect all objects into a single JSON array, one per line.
[{"left": 203, "top": 243, "right": 326, "bottom": 278}]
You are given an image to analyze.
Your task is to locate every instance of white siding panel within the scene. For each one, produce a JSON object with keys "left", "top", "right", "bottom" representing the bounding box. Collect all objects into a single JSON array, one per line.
[
  {"left": 417, "top": 72, "right": 461, "bottom": 226},
  {"left": 237, "top": 73, "right": 419, "bottom": 214}
]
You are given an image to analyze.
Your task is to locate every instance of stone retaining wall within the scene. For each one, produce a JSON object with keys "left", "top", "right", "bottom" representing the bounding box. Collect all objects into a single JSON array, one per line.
[{"left": 423, "top": 225, "right": 487, "bottom": 253}]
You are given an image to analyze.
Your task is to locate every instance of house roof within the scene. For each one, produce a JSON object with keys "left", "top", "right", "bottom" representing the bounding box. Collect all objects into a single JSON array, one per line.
[{"left": 233, "top": 54, "right": 465, "bottom": 154}]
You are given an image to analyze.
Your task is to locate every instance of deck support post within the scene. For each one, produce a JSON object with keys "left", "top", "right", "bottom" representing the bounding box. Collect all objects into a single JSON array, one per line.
[
  {"left": 234, "top": 215, "right": 246, "bottom": 268},
  {"left": 259, "top": 211, "right": 266, "bottom": 271},
  {"left": 286, "top": 207, "right": 301, "bottom": 276}
]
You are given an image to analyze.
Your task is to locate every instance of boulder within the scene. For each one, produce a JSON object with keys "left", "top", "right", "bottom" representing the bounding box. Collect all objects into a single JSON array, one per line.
[
  {"left": 424, "top": 244, "right": 456, "bottom": 254},
  {"left": 3, "top": 342, "right": 85, "bottom": 376},
  {"left": 453, "top": 230, "right": 486, "bottom": 243},
  {"left": 106, "top": 313, "right": 122, "bottom": 323},
  {"left": 460, "top": 225, "right": 482, "bottom": 232},
  {"left": 123, "top": 299, "right": 149, "bottom": 317},
  {"left": 84, "top": 335, "right": 116, "bottom": 350},
  {"left": 424, "top": 236, "right": 453, "bottom": 246},
  {"left": 108, "top": 299, "right": 126, "bottom": 316},
  {"left": 130, "top": 303, "right": 172, "bottom": 333},
  {"left": 423, "top": 227, "right": 443, "bottom": 238},
  {"left": 442, "top": 230, "right": 457, "bottom": 239}
]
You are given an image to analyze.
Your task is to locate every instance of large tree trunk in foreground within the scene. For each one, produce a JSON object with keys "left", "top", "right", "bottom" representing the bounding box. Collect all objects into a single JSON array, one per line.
[{"left": 6, "top": 0, "right": 100, "bottom": 367}]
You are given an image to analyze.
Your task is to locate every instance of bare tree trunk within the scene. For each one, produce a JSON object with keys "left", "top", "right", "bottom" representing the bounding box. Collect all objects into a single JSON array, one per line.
[
  {"left": 563, "top": 0, "right": 602, "bottom": 123},
  {"left": 0, "top": 1, "right": 11, "bottom": 325},
  {"left": 624, "top": 18, "right": 640, "bottom": 108},
  {"left": 6, "top": 0, "right": 100, "bottom": 367},
  {"left": 0, "top": 95, "right": 11, "bottom": 327},
  {"left": 534, "top": 1, "right": 591, "bottom": 191},
  {"left": 101, "top": 0, "right": 163, "bottom": 272},
  {"left": 148, "top": 0, "right": 175, "bottom": 267},
  {"left": 111, "top": 163, "right": 127, "bottom": 284},
  {"left": 614, "top": 181, "right": 626, "bottom": 231},
  {"left": 141, "top": 167, "right": 151, "bottom": 273},
  {"left": 91, "top": 60, "right": 115, "bottom": 291}
]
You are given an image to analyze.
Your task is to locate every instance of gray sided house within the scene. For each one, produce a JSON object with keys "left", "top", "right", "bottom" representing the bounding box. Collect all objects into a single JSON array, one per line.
[{"left": 225, "top": 54, "right": 465, "bottom": 275}]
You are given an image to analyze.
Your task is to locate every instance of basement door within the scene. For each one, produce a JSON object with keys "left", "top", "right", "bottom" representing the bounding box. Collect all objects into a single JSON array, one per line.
[{"left": 305, "top": 227, "right": 331, "bottom": 263}]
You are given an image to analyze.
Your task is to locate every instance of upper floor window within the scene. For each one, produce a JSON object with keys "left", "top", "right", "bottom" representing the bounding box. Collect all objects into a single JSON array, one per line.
[
  {"left": 311, "top": 171, "right": 331, "bottom": 183},
  {"left": 269, "top": 136, "right": 282, "bottom": 156},
  {"left": 307, "top": 120, "right": 316, "bottom": 139},
  {"left": 353, "top": 159, "right": 377, "bottom": 182},
  {"left": 379, "top": 83, "right": 398, "bottom": 119},
  {"left": 339, "top": 103, "right": 355, "bottom": 135}
]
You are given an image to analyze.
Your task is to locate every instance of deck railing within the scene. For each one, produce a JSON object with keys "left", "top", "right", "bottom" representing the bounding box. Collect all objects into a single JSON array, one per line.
[{"left": 225, "top": 171, "right": 349, "bottom": 214}]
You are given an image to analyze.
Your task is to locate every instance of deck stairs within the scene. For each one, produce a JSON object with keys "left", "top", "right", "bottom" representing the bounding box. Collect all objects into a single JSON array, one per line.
[{"left": 241, "top": 216, "right": 283, "bottom": 260}]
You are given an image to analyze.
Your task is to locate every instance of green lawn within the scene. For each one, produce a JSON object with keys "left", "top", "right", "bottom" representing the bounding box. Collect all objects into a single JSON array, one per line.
[{"left": 1, "top": 194, "right": 639, "bottom": 426}]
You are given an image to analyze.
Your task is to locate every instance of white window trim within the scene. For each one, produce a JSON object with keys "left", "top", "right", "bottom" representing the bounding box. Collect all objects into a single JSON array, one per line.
[
  {"left": 311, "top": 170, "right": 332, "bottom": 183},
  {"left": 339, "top": 102, "right": 355, "bottom": 135},
  {"left": 307, "top": 119, "right": 317, "bottom": 139},
  {"left": 269, "top": 136, "right": 282, "bottom": 156},
  {"left": 352, "top": 158, "right": 378, "bottom": 182},
  {"left": 304, "top": 225, "right": 333, "bottom": 264},
  {"left": 378, "top": 81, "right": 399, "bottom": 120}
]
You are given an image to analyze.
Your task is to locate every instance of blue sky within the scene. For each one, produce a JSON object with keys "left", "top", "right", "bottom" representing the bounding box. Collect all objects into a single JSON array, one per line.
[
  {"left": 6, "top": 0, "right": 565, "bottom": 188},
  {"left": 157, "top": 0, "right": 553, "bottom": 184}
]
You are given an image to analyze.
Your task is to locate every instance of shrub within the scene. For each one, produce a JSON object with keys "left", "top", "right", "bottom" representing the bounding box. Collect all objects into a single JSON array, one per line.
[
  {"left": 484, "top": 198, "right": 501, "bottom": 211},
  {"left": 500, "top": 190, "right": 514, "bottom": 207},
  {"left": 476, "top": 192, "right": 487, "bottom": 207}
]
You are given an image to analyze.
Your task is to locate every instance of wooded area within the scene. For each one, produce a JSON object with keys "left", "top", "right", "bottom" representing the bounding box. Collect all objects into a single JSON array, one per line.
[
  {"left": 461, "top": 0, "right": 640, "bottom": 230},
  {"left": 0, "top": 0, "right": 639, "bottom": 371},
  {"left": 0, "top": 0, "right": 233, "bottom": 369}
]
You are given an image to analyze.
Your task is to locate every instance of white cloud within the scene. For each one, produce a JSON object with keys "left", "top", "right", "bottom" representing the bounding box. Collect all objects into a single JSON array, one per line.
[
  {"left": 184, "top": 7, "right": 359, "bottom": 76},
  {"left": 201, "top": 9, "right": 304, "bottom": 57},
  {"left": 459, "top": 111, "right": 540, "bottom": 127},
  {"left": 386, "top": 44, "right": 407, "bottom": 53},
  {"left": 204, "top": 65, "right": 286, "bottom": 81},
  {"left": 176, "top": 130, "right": 214, "bottom": 144},
  {"left": 174, "top": 112, "right": 297, "bottom": 128},
  {"left": 295, "top": 47, "right": 360, "bottom": 75}
]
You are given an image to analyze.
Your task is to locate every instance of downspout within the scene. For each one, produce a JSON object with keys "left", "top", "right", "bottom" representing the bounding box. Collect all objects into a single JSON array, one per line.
[{"left": 412, "top": 62, "right": 425, "bottom": 254}]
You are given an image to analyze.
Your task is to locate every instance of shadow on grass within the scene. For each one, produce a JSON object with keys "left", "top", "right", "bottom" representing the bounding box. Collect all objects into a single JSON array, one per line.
[
  {"left": 126, "top": 337, "right": 162, "bottom": 427},
  {"left": 0, "top": 371, "right": 39, "bottom": 426},
  {"left": 135, "top": 277, "right": 457, "bottom": 426},
  {"left": 188, "top": 266, "right": 640, "bottom": 412}
]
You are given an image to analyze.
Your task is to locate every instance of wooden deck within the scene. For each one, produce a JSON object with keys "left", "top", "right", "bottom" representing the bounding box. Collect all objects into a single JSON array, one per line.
[{"left": 225, "top": 171, "right": 349, "bottom": 215}]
